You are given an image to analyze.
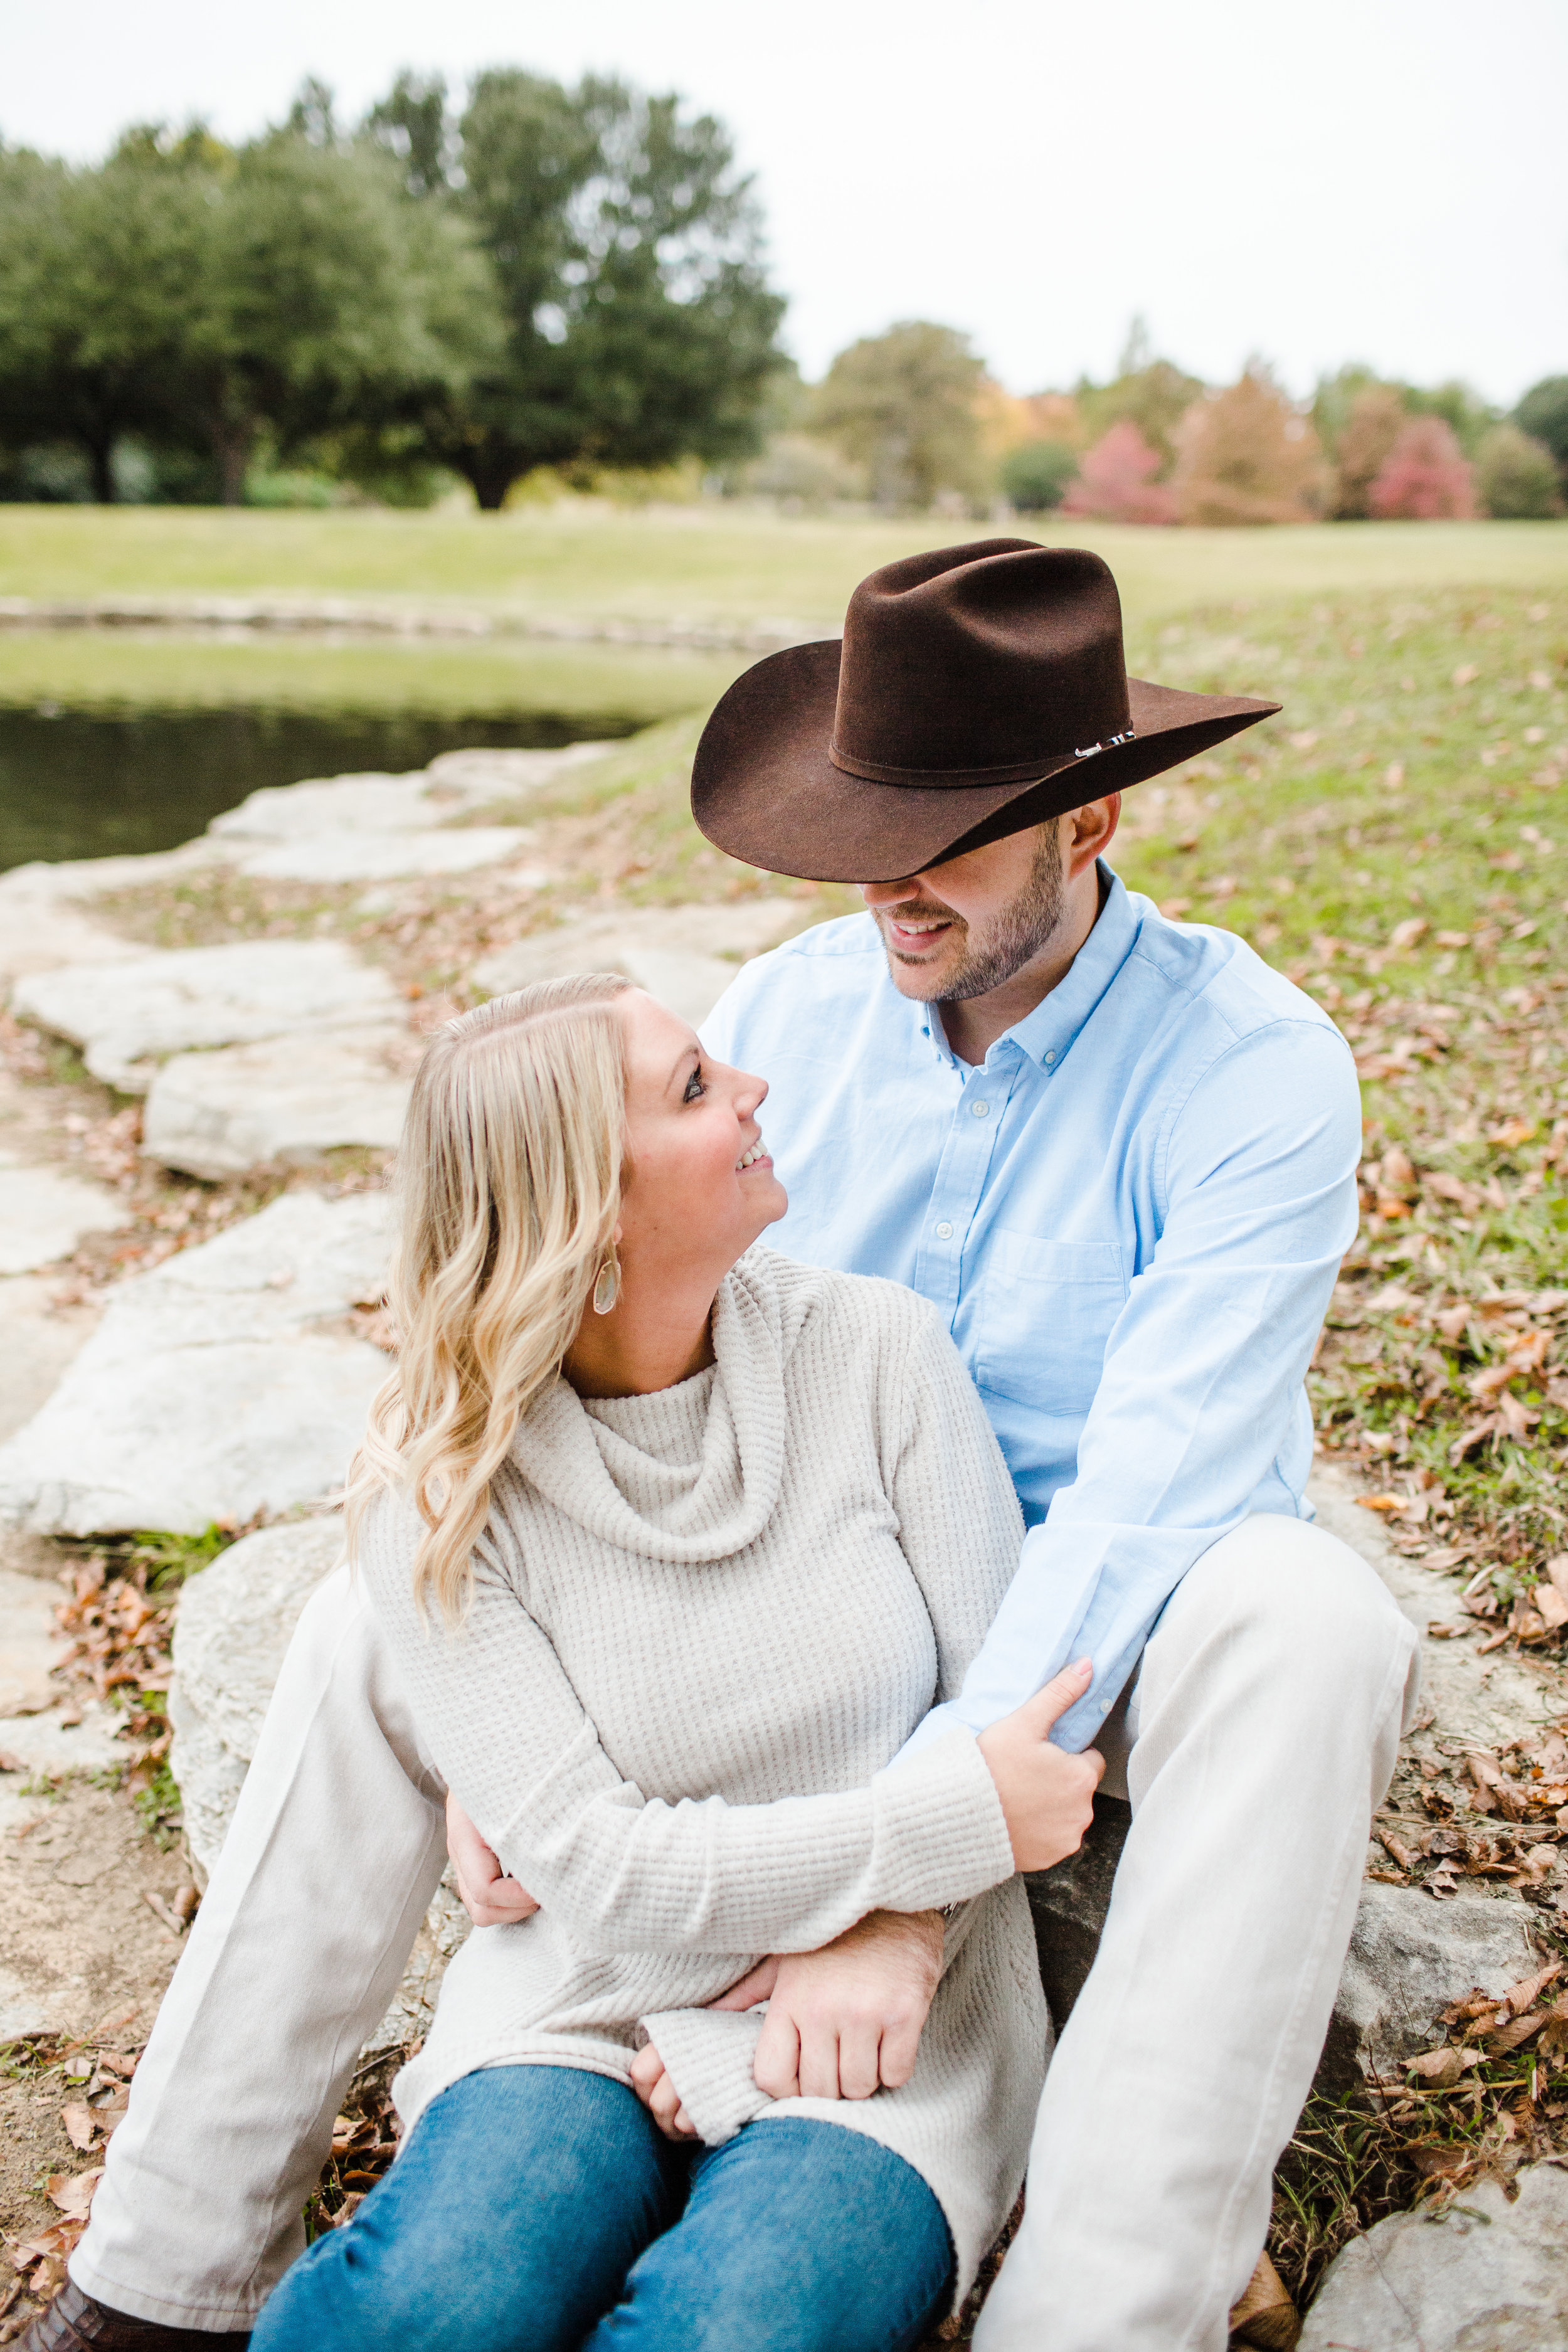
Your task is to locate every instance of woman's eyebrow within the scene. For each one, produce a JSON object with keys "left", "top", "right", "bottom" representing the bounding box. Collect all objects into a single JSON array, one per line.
[{"left": 667, "top": 1046, "right": 700, "bottom": 1094}]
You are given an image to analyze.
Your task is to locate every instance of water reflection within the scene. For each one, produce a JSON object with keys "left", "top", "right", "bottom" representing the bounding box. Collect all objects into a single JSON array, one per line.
[{"left": 0, "top": 704, "right": 644, "bottom": 872}]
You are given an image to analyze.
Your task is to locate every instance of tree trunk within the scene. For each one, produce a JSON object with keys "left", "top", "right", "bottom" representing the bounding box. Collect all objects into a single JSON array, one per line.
[
  {"left": 211, "top": 418, "right": 255, "bottom": 507},
  {"left": 88, "top": 440, "right": 117, "bottom": 504},
  {"left": 458, "top": 439, "right": 524, "bottom": 512}
]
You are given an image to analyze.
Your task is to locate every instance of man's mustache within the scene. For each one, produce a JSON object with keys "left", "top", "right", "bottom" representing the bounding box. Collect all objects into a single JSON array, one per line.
[{"left": 876, "top": 901, "right": 967, "bottom": 928}]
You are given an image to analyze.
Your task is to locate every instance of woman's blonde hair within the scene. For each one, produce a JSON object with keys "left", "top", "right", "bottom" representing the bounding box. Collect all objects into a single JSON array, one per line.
[{"left": 345, "top": 973, "right": 631, "bottom": 1621}]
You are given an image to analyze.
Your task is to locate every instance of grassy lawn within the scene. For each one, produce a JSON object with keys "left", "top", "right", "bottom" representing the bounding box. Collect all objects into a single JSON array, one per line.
[
  {"left": 0, "top": 503, "right": 1563, "bottom": 637},
  {"left": 0, "top": 629, "right": 750, "bottom": 719}
]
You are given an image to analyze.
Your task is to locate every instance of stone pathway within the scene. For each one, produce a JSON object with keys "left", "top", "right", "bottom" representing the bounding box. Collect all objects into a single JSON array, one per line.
[{"left": 1300, "top": 2161, "right": 1568, "bottom": 2348}]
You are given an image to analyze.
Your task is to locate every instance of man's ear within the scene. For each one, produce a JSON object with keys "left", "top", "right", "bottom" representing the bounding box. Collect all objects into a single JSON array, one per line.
[{"left": 1065, "top": 795, "right": 1121, "bottom": 879}]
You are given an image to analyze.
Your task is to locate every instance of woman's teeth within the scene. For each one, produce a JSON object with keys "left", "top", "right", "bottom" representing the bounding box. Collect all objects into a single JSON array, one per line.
[{"left": 737, "top": 1141, "right": 768, "bottom": 1170}]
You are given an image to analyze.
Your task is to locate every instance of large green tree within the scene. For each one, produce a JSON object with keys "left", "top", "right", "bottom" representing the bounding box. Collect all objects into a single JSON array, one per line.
[
  {"left": 366, "top": 69, "right": 788, "bottom": 509},
  {"left": 809, "top": 321, "right": 986, "bottom": 509},
  {"left": 0, "top": 136, "right": 208, "bottom": 501}
]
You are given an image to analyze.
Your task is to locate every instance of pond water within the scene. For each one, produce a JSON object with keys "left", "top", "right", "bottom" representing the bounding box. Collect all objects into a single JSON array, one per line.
[{"left": 0, "top": 704, "right": 644, "bottom": 872}]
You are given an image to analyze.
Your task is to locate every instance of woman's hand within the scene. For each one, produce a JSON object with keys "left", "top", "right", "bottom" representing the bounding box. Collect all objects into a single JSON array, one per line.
[
  {"left": 630, "top": 2039, "right": 698, "bottom": 2142},
  {"left": 977, "top": 1660, "right": 1105, "bottom": 1872},
  {"left": 445, "top": 1791, "right": 539, "bottom": 1927}
]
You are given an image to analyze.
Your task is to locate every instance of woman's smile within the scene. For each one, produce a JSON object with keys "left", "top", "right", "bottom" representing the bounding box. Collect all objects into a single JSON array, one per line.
[{"left": 737, "top": 1137, "right": 771, "bottom": 1172}]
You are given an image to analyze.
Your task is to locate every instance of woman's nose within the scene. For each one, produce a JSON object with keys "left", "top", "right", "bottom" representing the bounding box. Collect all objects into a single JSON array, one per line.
[{"left": 737, "top": 1067, "right": 768, "bottom": 1117}]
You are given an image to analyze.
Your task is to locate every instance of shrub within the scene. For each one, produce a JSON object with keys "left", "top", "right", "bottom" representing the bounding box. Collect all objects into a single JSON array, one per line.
[
  {"left": 1170, "top": 371, "right": 1325, "bottom": 526},
  {"left": 1368, "top": 416, "right": 1476, "bottom": 519},
  {"left": 1513, "top": 377, "right": 1568, "bottom": 489},
  {"left": 1331, "top": 384, "right": 1407, "bottom": 519},
  {"left": 1475, "top": 423, "right": 1563, "bottom": 519},
  {"left": 1000, "top": 440, "right": 1079, "bottom": 512},
  {"left": 1059, "top": 421, "right": 1176, "bottom": 525}
]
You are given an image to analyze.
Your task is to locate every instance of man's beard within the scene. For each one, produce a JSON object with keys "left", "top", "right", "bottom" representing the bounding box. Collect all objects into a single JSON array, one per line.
[{"left": 877, "top": 830, "right": 1067, "bottom": 1002}]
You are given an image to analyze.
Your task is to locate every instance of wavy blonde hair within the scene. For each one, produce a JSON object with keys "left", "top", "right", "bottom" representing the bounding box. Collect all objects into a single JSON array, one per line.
[{"left": 345, "top": 973, "right": 631, "bottom": 1621}]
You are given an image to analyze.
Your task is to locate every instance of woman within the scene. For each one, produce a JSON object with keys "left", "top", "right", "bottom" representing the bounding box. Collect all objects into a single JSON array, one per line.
[{"left": 251, "top": 974, "right": 1098, "bottom": 2352}]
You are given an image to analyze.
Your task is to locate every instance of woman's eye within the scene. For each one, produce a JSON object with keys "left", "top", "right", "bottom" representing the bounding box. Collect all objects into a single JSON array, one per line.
[{"left": 683, "top": 1067, "right": 706, "bottom": 1103}]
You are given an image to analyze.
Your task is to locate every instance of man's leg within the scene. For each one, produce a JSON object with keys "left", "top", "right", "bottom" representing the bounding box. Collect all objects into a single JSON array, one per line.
[
  {"left": 975, "top": 1513, "right": 1420, "bottom": 2352},
  {"left": 586, "top": 2117, "right": 954, "bottom": 2352},
  {"left": 250, "top": 2068, "right": 686, "bottom": 2352},
  {"left": 68, "top": 1567, "right": 448, "bottom": 2334}
]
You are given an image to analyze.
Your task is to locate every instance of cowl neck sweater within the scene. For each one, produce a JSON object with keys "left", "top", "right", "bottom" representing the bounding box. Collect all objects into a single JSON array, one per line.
[{"left": 360, "top": 1247, "right": 1046, "bottom": 2306}]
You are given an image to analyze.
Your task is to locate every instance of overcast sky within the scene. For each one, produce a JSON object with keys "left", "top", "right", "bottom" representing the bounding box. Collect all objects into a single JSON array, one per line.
[{"left": 3, "top": 0, "right": 1564, "bottom": 406}]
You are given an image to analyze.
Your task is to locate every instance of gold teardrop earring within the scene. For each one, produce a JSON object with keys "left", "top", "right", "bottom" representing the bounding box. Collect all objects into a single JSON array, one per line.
[{"left": 591, "top": 1245, "right": 622, "bottom": 1315}]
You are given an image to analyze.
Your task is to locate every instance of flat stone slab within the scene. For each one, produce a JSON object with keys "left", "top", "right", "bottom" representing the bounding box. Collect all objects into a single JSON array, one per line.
[
  {"left": 143, "top": 1025, "right": 418, "bottom": 1179},
  {"left": 0, "top": 1155, "right": 132, "bottom": 1272},
  {"left": 0, "top": 1189, "right": 392, "bottom": 1535},
  {"left": 472, "top": 901, "right": 813, "bottom": 1028},
  {"left": 13, "top": 939, "right": 402, "bottom": 1093},
  {"left": 1301, "top": 2161, "right": 1568, "bottom": 2348},
  {"left": 169, "top": 1519, "right": 347, "bottom": 1877},
  {"left": 236, "top": 827, "right": 543, "bottom": 885},
  {"left": 0, "top": 863, "right": 152, "bottom": 988},
  {"left": 0, "top": 1274, "right": 103, "bottom": 1446}
]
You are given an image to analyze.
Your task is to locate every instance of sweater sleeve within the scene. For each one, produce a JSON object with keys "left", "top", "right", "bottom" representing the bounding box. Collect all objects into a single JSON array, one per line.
[
  {"left": 357, "top": 1492, "right": 1015, "bottom": 1960},
  {"left": 884, "top": 1299, "right": 1027, "bottom": 1706}
]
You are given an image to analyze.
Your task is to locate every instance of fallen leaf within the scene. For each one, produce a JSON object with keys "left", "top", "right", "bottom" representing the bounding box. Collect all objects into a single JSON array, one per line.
[
  {"left": 1497, "top": 1391, "right": 1539, "bottom": 1443},
  {"left": 1503, "top": 1963, "right": 1562, "bottom": 2015},
  {"left": 1408, "top": 2045, "right": 1466, "bottom": 2085},
  {"left": 1435, "top": 1300, "right": 1473, "bottom": 1337},
  {"left": 1544, "top": 1555, "right": 1568, "bottom": 1601},
  {"left": 60, "top": 2104, "right": 95, "bottom": 2153},
  {"left": 1490, "top": 1116, "right": 1537, "bottom": 1150},
  {"left": 46, "top": 2168, "right": 103, "bottom": 2223},
  {"left": 1385, "top": 761, "right": 1406, "bottom": 786},
  {"left": 1227, "top": 2246, "right": 1298, "bottom": 2349},
  {"left": 1453, "top": 663, "right": 1480, "bottom": 687},
  {"left": 1389, "top": 916, "right": 1429, "bottom": 951},
  {"left": 1534, "top": 1584, "right": 1568, "bottom": 1630},
  {"left": 1357, "top": 1494, "right": 1408, "bottom": 1516},
  {"left": 1434, "top": 930, "right": 1472, "bottom": 949},
  {"left": 0, "top": 1749, "right": 26, "bottom": 1774},
  {"left": 1449, "top": 1418, "right": 1498, "bottom": 1465}
]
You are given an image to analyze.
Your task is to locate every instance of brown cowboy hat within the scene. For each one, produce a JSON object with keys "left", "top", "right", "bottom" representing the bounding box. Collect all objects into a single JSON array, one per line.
[{"left": 691, "top": 538, "right": 1280, "bottom": 883}]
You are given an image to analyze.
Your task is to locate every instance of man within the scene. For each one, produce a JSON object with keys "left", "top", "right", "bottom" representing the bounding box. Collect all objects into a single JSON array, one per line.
[{"left": 45, "top": 542, "right": 1416, "bottom": 2352}]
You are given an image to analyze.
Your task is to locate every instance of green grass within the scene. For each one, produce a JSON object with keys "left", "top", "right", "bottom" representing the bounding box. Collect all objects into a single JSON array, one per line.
[
  {"left": 0, "top": 504, "right": 1563, "bottom": 635},
  {"left": 0, "top": 628, "right": 750, "bottom": 718}
]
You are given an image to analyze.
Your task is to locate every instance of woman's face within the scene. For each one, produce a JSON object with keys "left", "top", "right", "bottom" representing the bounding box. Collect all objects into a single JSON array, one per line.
[{"left": 615, "top": 990, "right": 788, "bottom": 1283}]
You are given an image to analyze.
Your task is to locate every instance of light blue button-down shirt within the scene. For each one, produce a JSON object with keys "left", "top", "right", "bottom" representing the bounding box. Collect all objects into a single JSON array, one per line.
[{"left": 701, "top": 866, "right": 1360, "bottom": 1754}]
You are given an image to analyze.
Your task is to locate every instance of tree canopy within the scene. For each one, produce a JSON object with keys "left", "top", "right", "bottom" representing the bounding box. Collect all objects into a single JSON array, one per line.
[{"left": 0, "top": 70, "right": 787, "bottom": 507}]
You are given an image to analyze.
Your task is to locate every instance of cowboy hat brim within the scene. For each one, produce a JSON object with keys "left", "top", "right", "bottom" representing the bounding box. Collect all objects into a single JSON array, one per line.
[{"left": 691, "top": 638, "right": 1280, "bottom": 884}]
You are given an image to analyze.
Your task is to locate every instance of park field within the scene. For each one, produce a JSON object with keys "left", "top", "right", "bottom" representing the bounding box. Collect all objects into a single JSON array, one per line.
[{"left": 0, "top": 502, "right": 1564, "bottom": 638}]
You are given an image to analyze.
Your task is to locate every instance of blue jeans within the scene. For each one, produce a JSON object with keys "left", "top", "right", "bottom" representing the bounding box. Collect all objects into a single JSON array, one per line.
[{"left": 250, "top": 2063, "right": 955, "bottom": 2352}]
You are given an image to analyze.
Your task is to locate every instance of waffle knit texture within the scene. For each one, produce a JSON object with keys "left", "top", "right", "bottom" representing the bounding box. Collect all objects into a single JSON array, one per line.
[{"left": 358, "top": 1248, "right": 1049, "bottom": 2298}]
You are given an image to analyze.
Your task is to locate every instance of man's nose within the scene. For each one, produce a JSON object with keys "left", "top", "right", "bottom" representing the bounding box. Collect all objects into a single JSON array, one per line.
[{"left": 861, "top": 875, "right": 923, "bottom": 908}]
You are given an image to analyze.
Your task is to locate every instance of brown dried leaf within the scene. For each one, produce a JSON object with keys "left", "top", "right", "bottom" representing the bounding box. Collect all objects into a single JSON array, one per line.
[
  {"left": 1408, "top": 2046, "right": 1466, "bottom": 2085},
  {"left": 46, "top": 2168, "right": 103, "bottom": 2222},
  {"left": 60, "top": 2104, "right": 95, "bottom": 2153}
]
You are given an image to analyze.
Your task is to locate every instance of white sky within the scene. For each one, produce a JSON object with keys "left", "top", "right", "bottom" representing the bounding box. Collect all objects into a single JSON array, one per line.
[{"left": 3, "top": 0, "right": 1564, "bottom": 406}]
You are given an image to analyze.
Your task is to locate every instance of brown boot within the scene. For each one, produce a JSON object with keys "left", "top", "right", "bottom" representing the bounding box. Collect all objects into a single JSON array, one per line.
[{"left": 11, "top": 2282, "right": 250, "bottom": 2352}]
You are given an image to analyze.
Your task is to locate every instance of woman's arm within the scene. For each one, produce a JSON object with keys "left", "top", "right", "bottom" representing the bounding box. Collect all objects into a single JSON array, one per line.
[{"left": 358, "top": 1488, "right": 1015, "bottom": 1961}]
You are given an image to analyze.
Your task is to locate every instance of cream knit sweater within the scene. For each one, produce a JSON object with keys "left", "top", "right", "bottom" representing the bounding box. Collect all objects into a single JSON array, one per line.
[{"left": 359, "top": 1248, "right": 1049, "bottom": 2296}]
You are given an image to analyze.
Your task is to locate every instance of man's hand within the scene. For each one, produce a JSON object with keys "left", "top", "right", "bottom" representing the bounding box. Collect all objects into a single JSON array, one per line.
[
  {"left": 711, "top": 1909, "right": 946, "bottom": 2104},
  {"left": 630, "top": 2038, "right": 697, "bottom": 2142},
  {"left": 445, "top": 1791, "right": 539, "bottom": 1927},
  {"left": 977, "top": 1659, "right": 1105, "bottom": 1871}
]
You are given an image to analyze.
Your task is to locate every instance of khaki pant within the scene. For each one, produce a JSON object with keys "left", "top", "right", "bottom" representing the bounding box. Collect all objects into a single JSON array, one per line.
[{"left": 73, "top": 1513, "right": 1418, "bottom": 2351}]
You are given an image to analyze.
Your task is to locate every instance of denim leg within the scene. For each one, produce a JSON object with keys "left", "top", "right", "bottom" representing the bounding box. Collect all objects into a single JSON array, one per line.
[
  {"left": 586, "top": 2117, "right": 955, "bottom": 2352},
  {"left": 251, "top": 2065, "right": 687, "bottom": 2352}
]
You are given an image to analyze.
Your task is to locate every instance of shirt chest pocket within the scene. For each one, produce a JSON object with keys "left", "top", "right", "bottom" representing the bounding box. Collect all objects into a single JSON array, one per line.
[{"left": 974, "top": 1229, "right": 1129, "bottom": 1416}]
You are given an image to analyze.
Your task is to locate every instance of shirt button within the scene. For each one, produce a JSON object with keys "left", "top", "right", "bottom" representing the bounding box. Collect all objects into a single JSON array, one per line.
[
  {"left": 935, "top": 1221, "right": 953, "bottom": 1240},
  {"left": 1044, "top": 1050, "right": 1056, "bottom": 1066},
  {"left": 971, "top": 1099, "right": 990, "bottom": 1118}
]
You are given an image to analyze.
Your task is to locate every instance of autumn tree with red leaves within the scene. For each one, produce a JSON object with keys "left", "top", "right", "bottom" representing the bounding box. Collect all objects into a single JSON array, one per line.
[
  {"left": 1369, "top": 416, "right": 1477, "bottom": 519},
  {"left": 1059, "top": 420, "right": 1177, "bottom": 525}
]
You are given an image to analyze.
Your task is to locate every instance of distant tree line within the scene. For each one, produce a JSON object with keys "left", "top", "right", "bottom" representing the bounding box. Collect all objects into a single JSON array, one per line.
[
  {"left": 765, "top": 317, "right": 1567, "bottom": 526},
  {"left": 0, "top": 70, "right": 787, "bottom": 509}
]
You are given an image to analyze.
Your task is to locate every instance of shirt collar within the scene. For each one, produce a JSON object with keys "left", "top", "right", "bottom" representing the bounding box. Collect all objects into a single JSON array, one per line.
[{"left": 915, "top": 861, "right": 1143, "bottom": 1074}]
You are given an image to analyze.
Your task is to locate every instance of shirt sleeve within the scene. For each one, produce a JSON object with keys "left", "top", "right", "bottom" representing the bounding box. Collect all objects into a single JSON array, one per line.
[
  {"left": 898, "top": 1015, "right": 1360, "bottom": 1759},
  {"left": 356, "top": 1494, "right": 1014, "bottom": 1958},
  {"left": 885, "top": 1298, "right": 1027, "bottom": 1705}
]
